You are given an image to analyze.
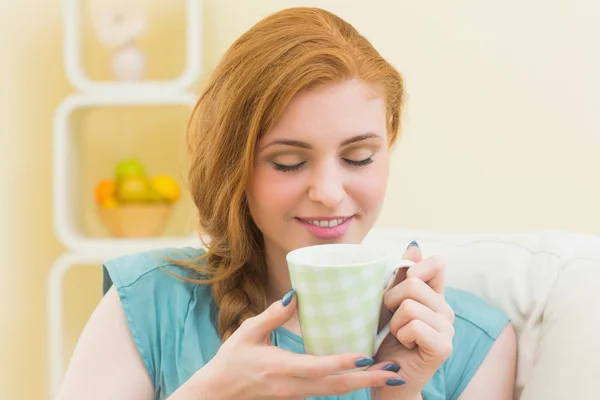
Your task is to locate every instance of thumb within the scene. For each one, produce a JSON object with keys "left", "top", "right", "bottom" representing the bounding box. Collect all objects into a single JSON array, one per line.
[
  {"left": 241, "top": 289, "right": 297, "bottom": 342},
  {"left": 403, "top": 240, "right": 423, "bottom": 264},
  {"left": 387, "top": 241, "right": 423, "bottom": 289}
]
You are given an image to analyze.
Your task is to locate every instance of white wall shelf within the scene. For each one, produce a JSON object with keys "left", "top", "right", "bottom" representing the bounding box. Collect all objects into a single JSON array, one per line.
[
  {"left": 63, "top": 0, "right": 202, "bottom": 93},
  {"left": 49, "top": 2, "right": 203, "bottom": 398}
]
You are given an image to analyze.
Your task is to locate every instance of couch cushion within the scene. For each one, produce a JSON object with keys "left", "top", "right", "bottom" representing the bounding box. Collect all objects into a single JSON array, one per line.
[{"left": 364, "top": 228, "right": 600, "bottom": 399}]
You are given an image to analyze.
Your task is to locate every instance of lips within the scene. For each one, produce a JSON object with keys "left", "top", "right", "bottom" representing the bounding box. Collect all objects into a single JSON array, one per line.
[{"left": 296, "top": 216, "right": 353, "bottom": 240}]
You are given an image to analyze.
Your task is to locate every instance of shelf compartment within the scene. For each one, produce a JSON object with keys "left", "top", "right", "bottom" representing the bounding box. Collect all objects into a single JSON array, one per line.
[
  {"left": 63, "top": 0, "right": 202, "bottom": 92},
  {"left": 53, "top": 92, "right": 199, "bottom": 251}
]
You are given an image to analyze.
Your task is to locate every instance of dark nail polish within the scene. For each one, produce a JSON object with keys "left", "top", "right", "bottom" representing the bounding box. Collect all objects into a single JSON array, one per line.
[
  {"left": 281, "top": 289, "right": 295, "bottom": 306},
  {"left": 382, "top": 363, "right": 400, "bottom": 372},
  {"left": 355, "top": 357, "right": 374, "bottom": 367},
  {"left": 386, "top": 378, "right": 406, "bottom": 386},
  {"left": 407, "top": 240, "right": 419, "bottom": 249}
]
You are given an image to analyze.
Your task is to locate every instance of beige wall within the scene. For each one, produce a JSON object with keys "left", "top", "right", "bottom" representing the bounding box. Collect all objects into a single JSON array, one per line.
[{"left": 1, "top": 0, "right": 599, "bottom": 399}]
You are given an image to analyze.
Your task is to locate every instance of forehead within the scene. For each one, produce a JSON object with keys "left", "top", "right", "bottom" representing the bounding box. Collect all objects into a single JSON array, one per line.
[{"left": 262, "top": 80, "right": 387, "bottom": 143}]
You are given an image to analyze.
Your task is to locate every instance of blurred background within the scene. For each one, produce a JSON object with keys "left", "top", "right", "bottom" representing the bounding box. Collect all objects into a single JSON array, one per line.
[{"left": 0, "top": 0, "right": 598, "bottom": 399}]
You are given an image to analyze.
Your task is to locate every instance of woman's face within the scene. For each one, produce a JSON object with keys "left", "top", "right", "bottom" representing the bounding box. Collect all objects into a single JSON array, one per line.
[{"left": 247, "top": 79, "right": 390, "bottom": 261}]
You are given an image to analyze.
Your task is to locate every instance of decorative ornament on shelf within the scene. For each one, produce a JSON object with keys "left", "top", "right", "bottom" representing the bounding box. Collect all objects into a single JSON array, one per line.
[
  {"left": 89, "top": 0, "right": 148, "bottom": 81},
  {"left": 95, "top": 159, "right": 182, "bottom": 238}
]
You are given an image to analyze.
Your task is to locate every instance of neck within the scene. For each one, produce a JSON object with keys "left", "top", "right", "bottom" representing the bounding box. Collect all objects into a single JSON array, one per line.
[
  {"left": 264, "top": 242, "right": 293, "bottom": 304},
  {"left": 261, "top": 239, "right": 303, "bottom": 336}
]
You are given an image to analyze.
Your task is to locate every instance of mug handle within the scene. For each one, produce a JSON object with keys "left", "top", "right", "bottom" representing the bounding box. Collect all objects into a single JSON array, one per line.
[{"left": 373, "top": 257, "right": 415, "bottom": 355}]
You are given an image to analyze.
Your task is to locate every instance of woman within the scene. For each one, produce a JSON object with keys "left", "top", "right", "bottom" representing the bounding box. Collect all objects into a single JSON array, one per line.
[{"left": 57, "top": 7, "right": 516, "bottom": 400}]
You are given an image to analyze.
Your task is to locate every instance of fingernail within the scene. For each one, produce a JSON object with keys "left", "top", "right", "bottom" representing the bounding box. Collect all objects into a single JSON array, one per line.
[
  {"left": 407, "top": 240, "right": 419, "bottom": 249},
  {"left": 382, "top": 363, "right": 400, "bottom": 372},
  {"left": 386, "top": 378, "right": 406, "bottom": 386},
  {"left": 281, "top": 289, "right": 295, "bottom": 306},
  {"left": 355, "top": 357, "right": 374, "bottom": 367}
]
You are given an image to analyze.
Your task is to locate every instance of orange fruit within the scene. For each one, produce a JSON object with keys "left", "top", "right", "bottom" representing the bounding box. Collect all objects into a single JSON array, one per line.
[
  {"left": 95, "top": 179, "right": 117, "bottom": 206},
  {"left": 149, "top": 175, "right": 181, "bottom": 203}
]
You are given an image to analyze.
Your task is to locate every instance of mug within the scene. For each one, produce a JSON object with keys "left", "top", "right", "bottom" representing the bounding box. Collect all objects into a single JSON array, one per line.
[{"left": 286, "top": 243, "right": 414, "bottom": 363}]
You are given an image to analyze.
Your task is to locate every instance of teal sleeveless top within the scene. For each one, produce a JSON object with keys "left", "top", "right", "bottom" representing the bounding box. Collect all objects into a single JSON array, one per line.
[{"left": 103, "top": 247, "right": 509, "bottom": 400}]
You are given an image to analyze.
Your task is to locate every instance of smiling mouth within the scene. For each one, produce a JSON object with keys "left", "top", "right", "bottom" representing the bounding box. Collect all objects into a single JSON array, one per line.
[
  {"left": 295, "top": 216, "right": 354, "bottom": 239},
  {"left": 303, "top": 217, "right": 349, "bottom": 228}
]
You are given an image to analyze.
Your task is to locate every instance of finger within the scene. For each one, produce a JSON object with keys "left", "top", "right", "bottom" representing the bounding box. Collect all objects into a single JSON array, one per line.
[
  {"left": 304, "top": 369, "right": 404, "bottom": 397},
  {"left": 276, "top": 352, "right": 378, "bottom": 379},
  {"left": 368, "top": 361, "right": 401, "bottom": 373},
  {"left": 238, "top": 289, "right": 297, "bottom": 342},
  {"left": 389, "top": 298, "right": 455, "bottom": 340},
  {"left": 396, "top": 319, "right": 454, "bottom": 359},
  {"left": 403, "top": 240, "right": 423, "bottom": 264},
  {"left": 383, "top": 277, "right": 454, "bottom": 323},
  {"left": 386, "top": 241, "right": 423, "bottom": 290},
  {"left": 406, "top": 255, "right": 446, "bottom": 295}
]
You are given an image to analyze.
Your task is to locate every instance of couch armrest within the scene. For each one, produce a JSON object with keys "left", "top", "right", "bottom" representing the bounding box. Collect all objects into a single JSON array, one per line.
[{"left": 520, "top": 258, "right": 600, "bottom": 399}]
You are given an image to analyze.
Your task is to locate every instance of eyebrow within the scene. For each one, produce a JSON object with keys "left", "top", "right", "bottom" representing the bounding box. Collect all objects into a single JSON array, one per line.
[{"left": 260, "top": 133, "right": 381, "bottom": 151}]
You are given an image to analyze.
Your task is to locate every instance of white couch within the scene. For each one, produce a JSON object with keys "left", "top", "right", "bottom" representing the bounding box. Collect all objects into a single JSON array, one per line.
[{"left": 363, "top": 228, "right": 600, "bottom": 400}]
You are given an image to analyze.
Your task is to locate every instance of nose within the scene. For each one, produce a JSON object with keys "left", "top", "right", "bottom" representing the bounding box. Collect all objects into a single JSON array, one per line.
[{"left": 307, "top": 162, "right": 346, "bottom": 210}]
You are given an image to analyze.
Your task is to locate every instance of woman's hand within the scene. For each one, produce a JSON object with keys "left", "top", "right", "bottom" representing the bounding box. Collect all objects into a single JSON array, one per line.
[
  {"left": 175, "top": 290, "right": 403, "bottom": 400},
  {"left": 371, "top": 242, "right": 456, "bottom": 399}
]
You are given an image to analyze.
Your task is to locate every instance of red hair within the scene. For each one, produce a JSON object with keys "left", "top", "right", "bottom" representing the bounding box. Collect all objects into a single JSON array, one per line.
[{"left": 179, "top": 7, "right": 404, "bottom": 340}]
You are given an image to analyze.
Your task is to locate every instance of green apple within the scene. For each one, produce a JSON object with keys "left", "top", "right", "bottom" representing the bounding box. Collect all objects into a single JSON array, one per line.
[{"left": 115, "top": 159, "right": 145, "bottom": 181}]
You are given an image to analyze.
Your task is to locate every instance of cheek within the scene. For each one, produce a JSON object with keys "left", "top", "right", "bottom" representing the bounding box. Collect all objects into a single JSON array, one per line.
[
  {"left": 248, "top": 165, "right": 304, "bottom": 216},
  {"left": 348, "top": 158, "right": 390, "bottom": 208}
]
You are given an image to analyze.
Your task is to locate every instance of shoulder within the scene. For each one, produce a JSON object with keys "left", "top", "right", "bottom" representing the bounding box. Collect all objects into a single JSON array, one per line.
[
  {"left": 102, "top": 246, "right": 214, "bottom": 328},
  {"left": 103, "top": 246, "right": 207, "bottom": 291},
  {"left": 438, "top": 287, "right": 511, "bottom": 400},
  {"left": 102, "top": 246, "right": 214, "bottom": 389}
]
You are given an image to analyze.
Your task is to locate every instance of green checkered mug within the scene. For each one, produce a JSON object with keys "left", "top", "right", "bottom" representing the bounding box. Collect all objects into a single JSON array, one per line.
[{"left": 286, "top": 244, "right": 415, "bottom": 363}]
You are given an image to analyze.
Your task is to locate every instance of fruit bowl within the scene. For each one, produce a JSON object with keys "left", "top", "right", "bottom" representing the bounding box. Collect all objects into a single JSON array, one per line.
[
  {"left": 95, "top": 159, "right": 182, "bottom": 237},
  {"left": 98, "top": 203, "right": 172, "bottom": 238}
]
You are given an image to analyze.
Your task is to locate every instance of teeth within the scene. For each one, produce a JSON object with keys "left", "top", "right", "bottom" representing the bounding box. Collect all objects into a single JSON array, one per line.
[{"left": 308, "top": 218, "right": 346, "bottom": 228}]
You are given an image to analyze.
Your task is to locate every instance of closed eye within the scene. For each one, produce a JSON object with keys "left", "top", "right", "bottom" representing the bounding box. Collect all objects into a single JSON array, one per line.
[
  {"left": 272, "top": 161, "right": 306, "bottom": 172},
  {"left": 271, "top": 157, "right": 373, "bottom": 172},
  {"left": 343, "top": 157, "right": 373, "bottom": 167}
]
